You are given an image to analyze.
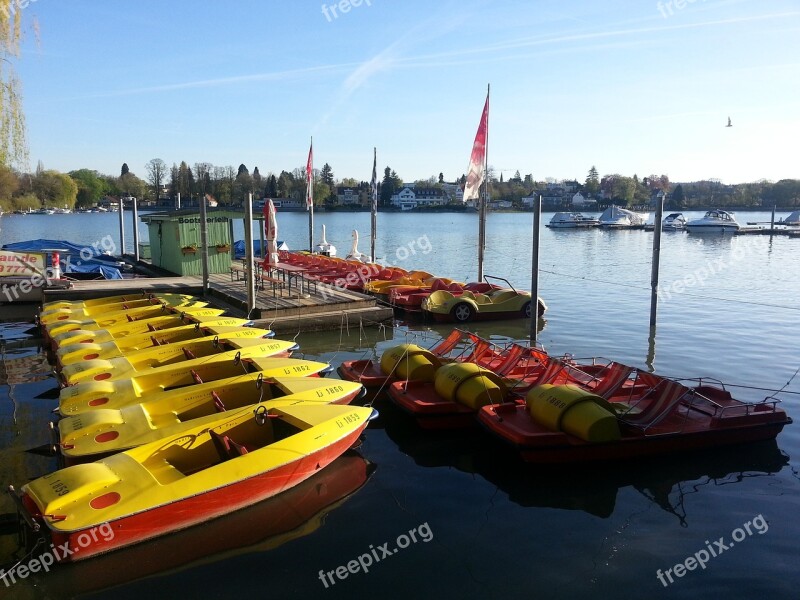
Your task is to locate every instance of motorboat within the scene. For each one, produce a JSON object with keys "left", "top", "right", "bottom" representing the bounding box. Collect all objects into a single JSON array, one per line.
[
  {"left": 598, "top": 206, "right": 648, "bottom": 229},
  {"left": 14, "top": 403, "right": 375, "bottom": 561},
  {"left": 778, "top": 210, "right": 800, "bottom": 226},
  {"left": 547, "top": 212, "right": 599, "bottom": 228},
  {"left": 662, "top": 213, "right": 687, "bottom": 230},
  {"left": 685, "top": 210, "right": 740, "bottom": 234}
]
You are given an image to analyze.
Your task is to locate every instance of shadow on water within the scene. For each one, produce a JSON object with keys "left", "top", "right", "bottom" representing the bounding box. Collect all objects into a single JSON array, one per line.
[
  {"left": 377, "top": 396, "right": 790, "bottom": 522},
  {"left": 3, "top": 451, "right": 375, "bottom": 598}
]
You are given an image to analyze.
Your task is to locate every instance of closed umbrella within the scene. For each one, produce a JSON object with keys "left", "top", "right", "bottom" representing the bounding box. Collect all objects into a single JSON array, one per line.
[{"left": 265, "top": 199, "right": 279, "bottom": 267}]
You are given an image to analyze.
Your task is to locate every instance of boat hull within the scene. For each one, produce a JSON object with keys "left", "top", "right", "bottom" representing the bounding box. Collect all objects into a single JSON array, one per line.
[
  {"left": 478, "top": 402, "right": 791, "bottom": 464},
  {"left": 686, "top": 225, "right": 739, "bottom": 234}
]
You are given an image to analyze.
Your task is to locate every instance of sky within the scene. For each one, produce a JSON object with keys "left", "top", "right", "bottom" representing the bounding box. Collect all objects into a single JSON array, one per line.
[{"left": 13, "top": 0, "right": 800, "bottom": 185}]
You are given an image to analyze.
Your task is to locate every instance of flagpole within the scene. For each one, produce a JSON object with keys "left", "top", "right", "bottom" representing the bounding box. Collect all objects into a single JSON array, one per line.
[
  {"left": 371, "top": 147, "right": 377, "bottom": 263},
  {"left": 477, "top": 84, "right": 489, "bottom": 282},
  {"left": 308, "top": 136, "right": 314, "bottom": 252}
]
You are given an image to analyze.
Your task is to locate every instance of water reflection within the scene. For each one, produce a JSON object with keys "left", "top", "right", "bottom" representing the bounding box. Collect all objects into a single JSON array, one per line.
[
  {"left": 16, "top": 452, "right": 374, "bottom": 597},
  {"left": 379, "top": 399, "right": 789, "bottom": 521}
]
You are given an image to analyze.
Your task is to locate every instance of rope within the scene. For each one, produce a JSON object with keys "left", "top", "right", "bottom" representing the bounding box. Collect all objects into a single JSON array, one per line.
[
  {"left": 540, "top": 268, "right": 800, "bottom": 312},
  {"left": 0, "top": 340, "right": 20, "bottom": 434}
]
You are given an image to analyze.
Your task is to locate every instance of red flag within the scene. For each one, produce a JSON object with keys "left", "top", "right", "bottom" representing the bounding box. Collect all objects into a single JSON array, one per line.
[
  {"left": 305, "top": 142, "right": 314, "bottom": 210},
  {"left": 463, "top": 92, "right": 489, "bottom": 202}
]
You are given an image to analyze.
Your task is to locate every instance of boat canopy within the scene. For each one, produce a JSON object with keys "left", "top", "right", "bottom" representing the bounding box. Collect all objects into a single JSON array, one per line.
[{"left": 1, "top": 238, "right": 123, "bottom": 278}]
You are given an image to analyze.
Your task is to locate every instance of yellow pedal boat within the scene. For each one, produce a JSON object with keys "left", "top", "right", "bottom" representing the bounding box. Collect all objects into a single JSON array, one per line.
[
  {"left": 42, "top": 292, "right": 192, "bottom": 311},
  {"left": 50, "top": 309, "right": 228, "bottom": 349},
  {"left": 45, "top": 301, "right": 211, "bottom": 339},
  {"left": 59, "top": 335, "right": 297, "bottom": 386},
  {"left": 40, "top": 294, "right": 198, "bottom": 325},
  {"left": 56, "top": 322, "right": 273, "bottom": 367},
  {"left": 363, "top": 271, "right": 435, "bottom": 295},
  {"left": 58, "top": 353, "right": 333, "bottom": 415},
  {"left": 15, "top": 403, "right": 375, "bottom": 561},
  {"left": 56, "top": 374, "right": 365, "bottom": 460}
]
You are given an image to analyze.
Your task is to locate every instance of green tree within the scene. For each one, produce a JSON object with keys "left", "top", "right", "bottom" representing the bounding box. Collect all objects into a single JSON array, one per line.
[
  {"left": 33, "top": 170, "right": 78, "bottom": 208},
  {"left": 671, "top": 184, "right": 685, "bottom": 208},
  {"left": 0, "top": 0, "right": 31, "bottom": 167},
  {"left": 69, "top": 169, "right": 107, "bottom": 207},
  {"left": 320, "top": 163, "right": 334, "bottom": 187},
  {"left": 118, "top": 172, "right": 146, "bottom": 200},
  {"left": 0, "top": 163, "right": 19, "bottom": 202},
  {"left": 265, "top": 174, "right": 277, "bottom": 197},
  {"left": 584, "top": 166, "right": 600, "bottom": 196},
  {"left": 380, "top": 167, "right": 393, "bottom": 205}
]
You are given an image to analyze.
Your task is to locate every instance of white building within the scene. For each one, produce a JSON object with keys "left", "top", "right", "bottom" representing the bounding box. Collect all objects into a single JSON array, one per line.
[{"left": 390, "top": 186, "right": 447, "bottom": 210}]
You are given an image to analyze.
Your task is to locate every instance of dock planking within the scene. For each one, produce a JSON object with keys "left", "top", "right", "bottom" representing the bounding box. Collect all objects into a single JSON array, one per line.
[{"left": 41, "top": 272, "right": 394, "bottom": 333}]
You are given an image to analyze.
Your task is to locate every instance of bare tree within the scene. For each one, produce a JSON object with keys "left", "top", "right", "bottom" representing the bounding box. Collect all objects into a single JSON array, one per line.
[{"left": 145, "top": 158, "right": 167, "bottom": 201}]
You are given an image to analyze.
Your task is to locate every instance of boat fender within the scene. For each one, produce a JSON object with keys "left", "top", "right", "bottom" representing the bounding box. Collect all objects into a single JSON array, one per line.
[
  {"left": 379, "top": 343, "right": 440, "bottom": 382},
  {"left": 527, "top": 384, "right": 620, "bottom": 443},
  {"left": 433, "top": 362, "right": 507, "bottom": 410}
]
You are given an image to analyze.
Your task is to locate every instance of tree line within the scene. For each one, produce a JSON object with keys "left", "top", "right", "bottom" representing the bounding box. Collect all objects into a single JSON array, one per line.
[{"left": 1, "top": 158, "right": 798, "bottom": 214}]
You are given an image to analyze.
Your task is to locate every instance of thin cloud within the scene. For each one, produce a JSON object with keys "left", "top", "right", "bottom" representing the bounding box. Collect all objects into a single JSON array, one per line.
[{"left": 52, "top": 62, "right": 360, "bottom": 102}]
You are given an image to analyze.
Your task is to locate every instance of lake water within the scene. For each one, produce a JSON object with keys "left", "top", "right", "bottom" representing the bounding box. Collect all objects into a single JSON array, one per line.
[{"left": 0, "top": 210, "right": 798, "bottom": 599}]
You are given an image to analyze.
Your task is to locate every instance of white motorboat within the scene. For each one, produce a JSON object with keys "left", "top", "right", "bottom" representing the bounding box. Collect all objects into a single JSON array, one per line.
[
  {"left": 314, "top": 224, "right": 336, "bottom": 256},
  {"left": 546, "top": 212, "right": 599, "bottom": 228},
  {"left": 662, "top": 212, "right": 687, "bottom": 230},
  {"left": 778, "top": 210, "right": 800, "bottom": 226},
  {"left": 685, "top": 210, "right": 740, "bottom": 234},
  {"left": 598, "top": 205, "right": 648, "bottom": 229}
]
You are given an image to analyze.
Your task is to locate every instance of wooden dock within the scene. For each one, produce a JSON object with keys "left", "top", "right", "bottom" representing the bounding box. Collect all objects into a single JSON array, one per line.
[
  {"left": 735, "top": 227, "right": 800, "bottom": 237},
  {"left": 41, "top": 274, "right": 394, "bottom": 334}
]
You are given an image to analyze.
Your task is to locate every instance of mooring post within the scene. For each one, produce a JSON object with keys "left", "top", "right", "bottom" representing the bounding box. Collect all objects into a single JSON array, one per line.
[
  {"left": 649, "top": 193, "right": 664, "bottom": 327},
  {"left": 244, "top": 193, "right": 256, "bottom": 316},
  {"left": 530, "top": 194, "right": 542, "bottom": 344},
  {"left": 132, "top": 197, "right": 140, "bottom": 262}
]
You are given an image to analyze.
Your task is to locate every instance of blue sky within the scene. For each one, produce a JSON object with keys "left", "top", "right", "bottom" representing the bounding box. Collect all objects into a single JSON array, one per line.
[{"left": 15, "top": 0, "right": 800, "bottom": 184}]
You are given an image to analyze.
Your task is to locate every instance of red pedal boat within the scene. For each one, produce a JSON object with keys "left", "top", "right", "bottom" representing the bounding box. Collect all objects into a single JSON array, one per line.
[
  {"left": 477, "top": 375, "right": 792, "bottom": 463},
  {"left": 337, "top": 329, "right": 503, "bottom": 390},
  {"left": 388, "top": 351, "right": 634, "bottom": 429}
]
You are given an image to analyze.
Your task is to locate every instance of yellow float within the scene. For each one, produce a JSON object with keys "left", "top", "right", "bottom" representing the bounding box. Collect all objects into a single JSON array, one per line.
[
  {"left": 379, "top": 343, "right": 440, "bottom": 382},
  {"left": 527, "top": 384, "right": 620, "bottom": 442},
  {"left": 433, "top": 362, "right": 507, "bottom": 409}
]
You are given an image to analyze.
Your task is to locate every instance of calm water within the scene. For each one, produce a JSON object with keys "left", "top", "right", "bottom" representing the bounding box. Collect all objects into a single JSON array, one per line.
[{"left": 0, "top": 210, "right": 798, "bottom": 599}]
